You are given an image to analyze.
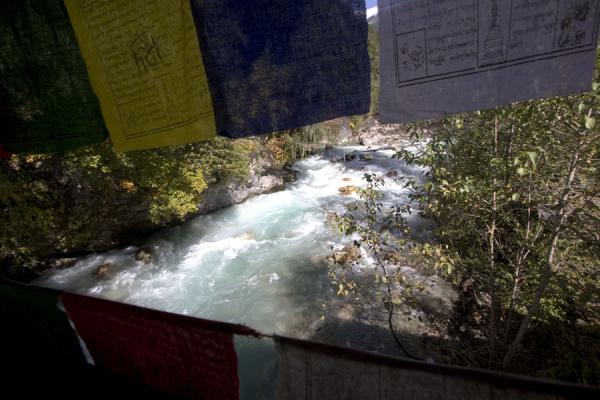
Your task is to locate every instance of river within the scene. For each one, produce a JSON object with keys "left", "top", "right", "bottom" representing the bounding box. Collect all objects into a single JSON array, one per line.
[{"left": 34, "top": 146, "right": 434, "bottom": 398}]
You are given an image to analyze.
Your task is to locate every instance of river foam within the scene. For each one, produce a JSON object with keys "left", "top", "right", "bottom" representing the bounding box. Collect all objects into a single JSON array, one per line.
[{"left": 34, "top": 146, "right": 429, "bottom": 336}]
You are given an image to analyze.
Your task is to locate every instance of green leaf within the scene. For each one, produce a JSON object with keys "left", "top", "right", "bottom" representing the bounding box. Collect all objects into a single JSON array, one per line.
[
  {"left": 525, "top": 151, "right": 538, "bottom": 168},
  {"left": 578, "top": 102, "right": 586, "bottom": 113},
  {"left": 585, "top": 116, "right": 596, "bottom": 130},
  {"left": 490, "top": 157, "right": 503, "bottom": 167},
  {"left": 512, "top": 193, "right": 520, "bottom": 201},
  {"left": 516, "top": 167, "right": 527, "bottom": 176}
]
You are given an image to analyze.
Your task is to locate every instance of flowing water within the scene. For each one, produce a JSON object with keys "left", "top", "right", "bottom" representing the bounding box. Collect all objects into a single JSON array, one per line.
[
  {"left": 34, "top": 146, "right": 431, "bottom": 398},
  {"left": 36, "top": 146, "right": 429, "bottom": 334}
]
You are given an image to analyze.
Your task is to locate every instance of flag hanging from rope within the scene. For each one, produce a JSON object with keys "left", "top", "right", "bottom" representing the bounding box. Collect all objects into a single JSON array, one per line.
[
  {"left": 0, "top": 0, "right": 107, "bottom": 154},
  {"left": 274, "top": 335, "right": 592, "bottom": 400},
  {"left": 191, "top": 0, "right": 371, "bottom": 138},
  {"left": 0, "top": 280, "right": 86, "bottom": 372},
  {"left": 60, "top": 292, "right": 257, "bottom": 400},
  {"left": 378, "top": 0, "right": 600, "bottom": 123},
  {"left": 64, "top": 0, "right": 216, "bottom": 151}
]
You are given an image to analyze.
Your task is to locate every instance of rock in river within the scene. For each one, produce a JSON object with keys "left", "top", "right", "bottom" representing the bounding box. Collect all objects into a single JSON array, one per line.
[{"left": 338, "top": 185, "right": 358, "bottom": 195}]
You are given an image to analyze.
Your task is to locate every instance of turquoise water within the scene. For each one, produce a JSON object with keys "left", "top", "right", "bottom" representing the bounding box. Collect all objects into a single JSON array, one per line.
[
  {"left": 34, "top": 146, "right": 430, "bottom": 399},
  {"left": 35, "top": 146, "right": 429, "bottom": 337}
]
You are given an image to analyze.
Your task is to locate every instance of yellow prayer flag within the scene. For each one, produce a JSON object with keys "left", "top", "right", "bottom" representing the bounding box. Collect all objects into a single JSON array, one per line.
[{"left": 64, "top": 0, "right": 216, "bottom": 151}]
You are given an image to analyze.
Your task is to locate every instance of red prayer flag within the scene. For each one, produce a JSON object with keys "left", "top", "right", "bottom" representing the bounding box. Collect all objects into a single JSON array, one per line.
[{"left": 61, "top": 292, "right": 256, "bottom": 400}]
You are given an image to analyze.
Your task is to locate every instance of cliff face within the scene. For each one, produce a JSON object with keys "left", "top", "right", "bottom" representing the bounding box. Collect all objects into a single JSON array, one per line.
[{"left": 197, "top": 164, "right": 297, "bottom": 215}]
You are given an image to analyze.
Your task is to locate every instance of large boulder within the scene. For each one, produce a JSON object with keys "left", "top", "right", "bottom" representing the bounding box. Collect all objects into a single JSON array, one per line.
[
  {"left": 198, "top": 168, "right": 289, "bottom": 214},
  {"left": 401, "top": 267, "right": 458, "bottom": 320}
]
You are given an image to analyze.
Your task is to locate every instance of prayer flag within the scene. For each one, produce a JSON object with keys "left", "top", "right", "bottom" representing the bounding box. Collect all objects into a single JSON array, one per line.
[
  {"left": 64, "top": 0, "right": 216, "bottom": 151},
  {"left": 191, "top": 0, "right": 371, "bottom": 138},
  {"left": 61, "top": 292, "right": 245, "bottom": 399},
  {"left": 378, "top": 0, "right": 600, "bottom": 122},
  {"left": 0, "top": 0, "right": 107, "bottom": 154},
  {"left": 275, "top": 335, "right": 594, "bottom": 400},
  {"left": 0, "top": 279, "right": 86, "bottom": 372}
]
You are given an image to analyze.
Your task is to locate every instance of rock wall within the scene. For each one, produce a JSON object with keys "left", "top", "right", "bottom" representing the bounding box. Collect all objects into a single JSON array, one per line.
[{"left": 198, "top": 163, "right": 296, "bottom": 215}]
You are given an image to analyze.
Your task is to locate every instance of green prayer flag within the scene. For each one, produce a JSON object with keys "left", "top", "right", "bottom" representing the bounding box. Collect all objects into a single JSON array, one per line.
[
  {"left": 0, "top": 0, "right": 106, "bottom": 154},
  {"left": 0, "top": 279, "right": 85, "bottom": 369}
]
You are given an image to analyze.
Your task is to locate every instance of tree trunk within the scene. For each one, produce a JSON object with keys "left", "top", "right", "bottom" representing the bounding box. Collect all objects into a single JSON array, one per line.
[
  {"left": 504, "top": 174, "right": 537, "bottom": 342},
  {"left": 502, "top": 145, "right": 582, "bottom": 367},
  {"left": 488, "top": 115, "right": 499, "bottom": 365}
]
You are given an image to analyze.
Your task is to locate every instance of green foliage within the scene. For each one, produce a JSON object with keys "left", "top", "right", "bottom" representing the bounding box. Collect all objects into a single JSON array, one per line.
[
  {"left": 399, "top": 67, "right": 600, "bottom": 375},
  {"left": 350, "top": 25, "right": 380, "bottom": 129},
  {"left": 326, "top": 173, "right": 420, "bottom": 358},
  {"left": 410, "top": 243, "right": 459, "bottom": 281},
  {"left": 62, "top": 137, "right": 254, "bottom": 225},
  {"left": 367, "top": 25, "right": 379, "bottom": 116},
  {"left": 0, "top": 163, "right": 57, "bottom": 264},
  {"left": 263, "top": 119, "right": 348, "bottom": 166},
  {"left": 0, "top": 136, "right": 257, "bottom": 264}
]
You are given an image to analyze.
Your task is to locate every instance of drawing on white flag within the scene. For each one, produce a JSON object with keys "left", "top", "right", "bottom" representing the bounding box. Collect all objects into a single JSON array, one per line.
[{"left": 379, "top": 0, "right": 600, "bottom": 122}]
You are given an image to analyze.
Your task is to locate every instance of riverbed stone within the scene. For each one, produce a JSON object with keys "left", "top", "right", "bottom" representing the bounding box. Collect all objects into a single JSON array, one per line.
[
  {"left": 356, "top": 119, "right": 411, "bottom": 148},
  {"left": 236, "top": 231, "right": 256, "bottom": 241},
  {"left": 383, "top": 250, "right": 402, "bottom": 264},
  {"left": 332, "top": 245, "right": 361, "bottom": 265},
  {"left": 338, "top": 185, "right": 358, "bottom": 195},
  {"left": 47, "top": 257, "right": 77, "bottom": 269},
  {"left": 92, "top": 262, "right": 112, "bottom": 278},
  {"left": 134, "top": 247, "right": 155, "bottom": 264}
]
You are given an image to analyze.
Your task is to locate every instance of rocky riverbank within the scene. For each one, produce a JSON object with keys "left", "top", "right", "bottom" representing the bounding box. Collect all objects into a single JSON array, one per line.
[
  {"left": 0, "top": 125, "right": 344, "bottom": 280},
  {"left": 355, "top": 119, "right": 411, "bottom": 148},
  {"left": 197, "top": 162, "right": 297, "bottom": 215},
  {"left": 38, "top": 161, "right": 298, "bottom": 278}
]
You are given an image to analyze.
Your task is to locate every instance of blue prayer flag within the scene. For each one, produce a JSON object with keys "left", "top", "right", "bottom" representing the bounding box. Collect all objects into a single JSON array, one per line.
[{"left": 191, "top": 0, "right": 371, "bottom": 138}]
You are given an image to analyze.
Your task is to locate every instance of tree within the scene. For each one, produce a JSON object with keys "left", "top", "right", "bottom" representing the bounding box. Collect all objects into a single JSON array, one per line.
[
  {"left": 326, "top": 173, "right": 421, "bottom": 360},
  {"left": 399, "top": 80, "right": 600, "bottom": 377}
]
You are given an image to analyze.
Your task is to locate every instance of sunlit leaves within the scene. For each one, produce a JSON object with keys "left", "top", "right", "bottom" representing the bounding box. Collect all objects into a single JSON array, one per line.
[{"left": 585, "top": 116, "right": 596, "bottom": 130}]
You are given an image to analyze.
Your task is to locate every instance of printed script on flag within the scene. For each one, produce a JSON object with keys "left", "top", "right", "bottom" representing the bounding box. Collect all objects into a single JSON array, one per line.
[
  {"left": 64, "top": 0, "right": 216, "bottom": 151},
  {"left": 379, "top": 0, "right": 600, "bottom": 122}
]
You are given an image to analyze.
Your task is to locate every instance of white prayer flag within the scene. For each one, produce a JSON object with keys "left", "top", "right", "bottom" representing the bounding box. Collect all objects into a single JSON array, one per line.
[{"left": 378, "top": 0, "right": 600, "bottom": 122}]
